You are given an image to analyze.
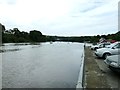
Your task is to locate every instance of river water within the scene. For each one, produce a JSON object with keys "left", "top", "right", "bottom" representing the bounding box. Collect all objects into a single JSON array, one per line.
[{"left": 2, "top": 42, "right": 84, "bottom": 88}]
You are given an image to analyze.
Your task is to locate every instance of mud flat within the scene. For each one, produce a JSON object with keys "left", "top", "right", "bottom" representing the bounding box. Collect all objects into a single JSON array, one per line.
[{"left": 84, "top": 46, "right": 120, "bottom": 89}]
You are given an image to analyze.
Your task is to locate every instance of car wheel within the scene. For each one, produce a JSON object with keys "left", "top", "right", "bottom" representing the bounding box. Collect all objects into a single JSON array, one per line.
[
  {"left": 103, "top": 53, "right": 111, "bottom": 59},
  {"left": 94, "top": 47, "right": 98, "bottom": 50},
  {"left": 109, "top": 66, "right": 120, "bottom": 73}
]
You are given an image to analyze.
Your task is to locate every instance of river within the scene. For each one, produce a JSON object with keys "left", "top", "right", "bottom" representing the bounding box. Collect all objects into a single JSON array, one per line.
[{"left": 1, "top": 42, "right": 84, "bottom": 88}]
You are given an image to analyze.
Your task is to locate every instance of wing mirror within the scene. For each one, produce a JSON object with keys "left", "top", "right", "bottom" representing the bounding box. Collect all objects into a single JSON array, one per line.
[{"left": 112, "top": 47, "right": 115, "bottom": 49}]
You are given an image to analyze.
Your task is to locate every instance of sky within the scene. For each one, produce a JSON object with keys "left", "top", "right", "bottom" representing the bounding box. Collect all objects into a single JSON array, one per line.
[{"left": 0, "top": 0, "right": 119, "bottom": 36}]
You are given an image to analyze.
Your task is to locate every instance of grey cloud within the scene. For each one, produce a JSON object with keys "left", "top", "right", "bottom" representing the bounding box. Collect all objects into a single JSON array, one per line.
[
  {"left": 80, "top": 3, "right": 103, "bottom": 13},
  {"left": 0, "top": 0, "right": 17, "bottom": 5},
  {"left": 0, "top": 0, "right": 118, "bottom": 36}
]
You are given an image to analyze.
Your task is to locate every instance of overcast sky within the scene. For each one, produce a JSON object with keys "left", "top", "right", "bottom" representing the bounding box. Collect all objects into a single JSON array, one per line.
[{"left": 0, "top": 0, "right": 119, "bottom": 36}]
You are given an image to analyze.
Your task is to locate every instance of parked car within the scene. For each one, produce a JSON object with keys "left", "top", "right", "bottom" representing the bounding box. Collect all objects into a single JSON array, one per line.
[
  {"left": 104, "top": 55, "right": 120, "bottom": 72},
  {"left": 91, "top": 42, "right": 111, "bottom": 50},
  {"left": 95, "top": 42, "right": 120, "bottom": 59}
]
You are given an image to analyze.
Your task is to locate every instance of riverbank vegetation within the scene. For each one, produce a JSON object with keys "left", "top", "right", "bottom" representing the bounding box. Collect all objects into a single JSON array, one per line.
[{"left": 1, "top": 23, "right": 120, "bottom": 43}]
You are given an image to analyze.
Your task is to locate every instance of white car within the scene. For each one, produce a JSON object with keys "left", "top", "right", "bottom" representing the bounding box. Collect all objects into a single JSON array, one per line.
[
  {"left": 91, "top": 42, "right": 111, "bottom": 50},
  {"left": 95, "top": 42, "right": 120, "bottom": 59},
  {"left": 104, "top": 55, "right": 120, "bottom": 72}
]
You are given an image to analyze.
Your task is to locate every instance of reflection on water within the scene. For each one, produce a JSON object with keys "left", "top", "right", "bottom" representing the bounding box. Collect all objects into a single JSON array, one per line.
[
  {"left": 2, "top": 42, "right": 84, "bottom": 88},
  {"left": 0, "top": 48, "right": 21, "bottom": 53},
  {"left": 0, "top": 43, "right": 42, "bottom": 53}
]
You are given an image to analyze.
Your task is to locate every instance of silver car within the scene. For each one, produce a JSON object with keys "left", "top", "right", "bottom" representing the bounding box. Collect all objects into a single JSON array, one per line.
[
  {"left": 91, "top": 42, "right": 111, "bottom": 50},
  {"left": 104, "top": 55, "right": 120, "bottom": 72},
  {"left": 95, "top": 42, "right": 120, "bottom": 59}
]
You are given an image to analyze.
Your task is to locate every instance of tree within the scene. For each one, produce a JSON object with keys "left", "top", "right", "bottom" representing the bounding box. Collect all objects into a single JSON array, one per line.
[
  {"left": 29, "top": 30, "right": 43, "bottom": 42},
  {"left": 13, "top": 28, "right": 21, "bottom": 37}
]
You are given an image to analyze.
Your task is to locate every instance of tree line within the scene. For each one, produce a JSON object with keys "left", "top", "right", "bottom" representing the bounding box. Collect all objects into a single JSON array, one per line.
[{"left": 1, "top": 23, "right": 120, "bottom": 43}]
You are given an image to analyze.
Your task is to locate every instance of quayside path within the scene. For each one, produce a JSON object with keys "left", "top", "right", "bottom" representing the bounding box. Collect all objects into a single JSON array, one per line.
[{"left": 84, "top": 46, "right": 120, "bottom": 89}]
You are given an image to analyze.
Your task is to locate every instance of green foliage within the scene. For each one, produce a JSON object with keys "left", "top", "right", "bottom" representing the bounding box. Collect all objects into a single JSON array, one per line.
[
  {"left": 1, "top": 23, "right": 120, "bottom": 43},
  {"left": 106, "top": 31, "right": 120, "bottom": 41},
  {"left": 29, "top": 30, "right": 44, "bottom": 42}
]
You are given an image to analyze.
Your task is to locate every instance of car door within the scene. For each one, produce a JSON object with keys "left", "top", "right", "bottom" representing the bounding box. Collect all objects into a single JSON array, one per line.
[
  {"left": 99, "top": 44, "right": 103, "bottom": 48},
  {"left": 112, "top": 43, "right": 120, "bottom": 55},
  {"left": 118, "top": 55, "right": 120, "bottom": 68}
]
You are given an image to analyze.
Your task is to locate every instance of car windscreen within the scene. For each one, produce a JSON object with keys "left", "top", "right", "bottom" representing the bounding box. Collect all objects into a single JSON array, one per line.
[{"left": 106, "top": 42, "right": 119, "bottom": 48}]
